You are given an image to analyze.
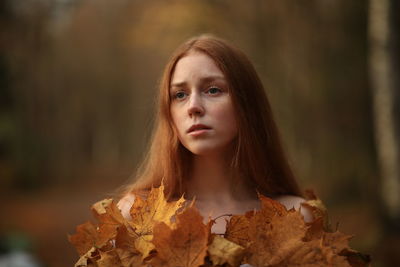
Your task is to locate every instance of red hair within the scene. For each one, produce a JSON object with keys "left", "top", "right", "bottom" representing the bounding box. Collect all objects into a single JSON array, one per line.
[{"left": 121, "top": 34, "right": 302, "bottom": 200}]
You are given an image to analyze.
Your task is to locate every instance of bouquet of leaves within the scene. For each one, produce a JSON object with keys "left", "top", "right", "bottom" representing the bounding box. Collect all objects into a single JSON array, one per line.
[{"left": 69, "top": 184, "right": 370, "bottom": 267}]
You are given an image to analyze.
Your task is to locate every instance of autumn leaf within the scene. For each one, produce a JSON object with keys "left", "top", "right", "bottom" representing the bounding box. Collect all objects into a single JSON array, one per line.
[
  {"left": 302, "top": 189, "right": 331, "bottom": 231},
  {"left": 92, "top": 198, "right": 125, "bottom": 226},
  {"left": 115, "top": 225, "right": 144, "bottom": 267},
  {"left": 69, "top": 185, "right": 370, "bottom": 267},
  {"left": 151, "top": 206, "right": 209, "bottom": 267},
  {"left": 340, "top": 248, "right": 372, "bottom": 267},
  {"left": 246, "top": 208, "right": 307, "bottom": 266},
  {"left": 92, "top": 199, "right": 126, "bottom": 249},
  {"left": 279, "top": 238, "right": 351, "bottom": 266},
  {"left": 224, "top": 211, "right": 253, "bottom": 247},
  {"left": 129, "top": 183, "right": 186, "bottom": 259},
  {"left": 97, "top": 250, "right": 121, "bottom": 267},
  {"left": 69, "top": 221, "right": 105, "bottom": 256},
  {"left": 74, "top": 247, "right": 100, "bottom": 267},
  {"left": 207, "top": 235, "right": 245, "bottom": 266}
]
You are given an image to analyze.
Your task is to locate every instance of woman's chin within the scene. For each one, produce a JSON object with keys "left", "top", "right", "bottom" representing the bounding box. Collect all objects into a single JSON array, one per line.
[{"left": 185, "top": 144, "right": 233, "bottom": 157}]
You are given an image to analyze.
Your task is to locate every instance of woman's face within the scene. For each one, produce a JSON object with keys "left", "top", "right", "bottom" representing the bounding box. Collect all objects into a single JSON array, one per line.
[{"left": 169, "top": 51, "right": 238, "bottom": 156}]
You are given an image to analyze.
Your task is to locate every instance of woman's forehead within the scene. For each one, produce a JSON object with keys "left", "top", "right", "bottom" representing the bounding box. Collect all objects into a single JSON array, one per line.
[{"left": 170, "top": 52, "right": 226, "bottom": 86}]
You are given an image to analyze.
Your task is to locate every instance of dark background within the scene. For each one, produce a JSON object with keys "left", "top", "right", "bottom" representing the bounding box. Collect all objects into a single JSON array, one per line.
[{"left": 1, "top": 0, "right": 399, "bottom": 266}]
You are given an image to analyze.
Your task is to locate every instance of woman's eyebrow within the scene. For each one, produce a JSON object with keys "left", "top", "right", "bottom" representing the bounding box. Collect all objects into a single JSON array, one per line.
[{"left": 170, "top": 75, "right": 226, "bottom": 88}]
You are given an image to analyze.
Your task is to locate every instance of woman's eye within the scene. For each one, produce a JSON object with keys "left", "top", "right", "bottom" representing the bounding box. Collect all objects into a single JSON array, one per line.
[
  {"left": 207, "top": 87, "right": 222, "bottom": 95},
  {"left": 174, "top": 91, "right": 187, "bottom": 99}
]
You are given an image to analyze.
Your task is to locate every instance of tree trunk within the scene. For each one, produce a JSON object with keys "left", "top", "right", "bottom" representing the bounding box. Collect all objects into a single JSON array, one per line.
[{"left": 368, "top": 0, "right": 400, "bottom": 224}]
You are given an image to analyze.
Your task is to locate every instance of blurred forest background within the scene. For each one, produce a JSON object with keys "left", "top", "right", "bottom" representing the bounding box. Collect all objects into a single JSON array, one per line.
[{"left": 0, "top": 0, "right": 399, "bottom": 266}]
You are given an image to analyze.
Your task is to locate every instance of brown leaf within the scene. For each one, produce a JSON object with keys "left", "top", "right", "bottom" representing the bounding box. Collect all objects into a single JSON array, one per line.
[
  {"left": 302, "top": 190, "right": 331, "bottom": 231},
  {"left": 129, "top": 183, "right": 185, "bottom": 259},
  {"left": 115, "top": 225, "right": 144, "bottom": 267},
  {"left": 280, "top": 239, "right": 351, "bottom": 267},
  {"left": 97, "top": 250, "right": 121, "bottom": 267},
  {"left": 70, "top": 186, "right": 369, "bottom": 267},
  {"left": 304, "top": 217, "right": 325, "bottom": 241},
  {"left": 151, "top": 206, "right": 209, "bottom": 267},
  {"left": 224, "top": 211, "right": 253, "bottom": 247},
  {"left": 258, "top": 194, "right": 289, "bottom": 219},
  {"left": 340, "top": 248, "right": 371, "bottom": 267},
  {"left": 246, "top": 209, "right": 307, "bottom": 266},
  {"left": 92, "top": 199, "right": 125, "bottom": 226},
  {"left": 69, "top": 221, "right": 101, "bottom": 256},
  {"left": 207, "top": 235, "right": 245, "bottom": 266},
  {"left": 93, "top": 199, "right": 126, "bottom": 246},
  {"left": 74, "top": 247, "right": 100, "bottom": 267},
  {"left": 322, "top": 231, "right": 353, "bottom": 254}
]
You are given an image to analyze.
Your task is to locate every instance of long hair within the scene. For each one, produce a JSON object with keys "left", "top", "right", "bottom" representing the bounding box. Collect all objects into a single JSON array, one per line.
[{"left": 121, "top": 34, "right": 302, "bottom": 200}]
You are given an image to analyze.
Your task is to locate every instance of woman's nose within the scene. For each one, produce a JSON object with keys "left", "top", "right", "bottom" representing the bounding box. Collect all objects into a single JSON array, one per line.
[{"left": 187, "top": 93, "right": 204, "bottom": 117}]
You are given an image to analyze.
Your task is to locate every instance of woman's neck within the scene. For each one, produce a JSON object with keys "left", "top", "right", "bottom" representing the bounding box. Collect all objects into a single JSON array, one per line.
[{"left": 185, "top": 153, "right": 255, "bottom": 203}]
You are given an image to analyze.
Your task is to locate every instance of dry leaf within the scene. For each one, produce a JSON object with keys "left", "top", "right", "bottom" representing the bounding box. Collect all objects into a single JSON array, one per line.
[
  {"left": 74, "top": 247, "right": 100, "bottom": 267},
  {"left": 115, "top": 225, "right": 144, "bottom": 267},
  {"left": 129, "top": 183, "right": 185, "bottom": 259},
  {"left": 151, "top": 206, "right": 209, "bottom": 267},
  {"left": 225, "top": 211, "right": 254, "bottom": 247},
  {"left": 69, "top": 186, "right": 370, "bottom": 267},
  {"left": 207, "top": 235, "right": 245, "bottom": 266},
  {"left": 247, "top": 208, "right": 307, "bottom": 266},
  {"left": 69, "top": 221, "right": 104, "bottom": 256},
  {"left": 302, "top": 189, "right": 331, "bottom": 231},
  {"left": 97, "top": 250, "right": 121, "bottom": 267}
]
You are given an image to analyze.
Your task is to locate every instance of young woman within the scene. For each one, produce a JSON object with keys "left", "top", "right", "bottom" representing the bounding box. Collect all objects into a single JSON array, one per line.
[{"left": 118, "top": 35, "right": 313, "bottom": 234}]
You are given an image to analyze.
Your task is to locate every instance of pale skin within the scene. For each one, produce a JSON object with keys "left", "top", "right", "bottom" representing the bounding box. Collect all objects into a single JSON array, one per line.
[{"left": 118, "top": 52, "right": 313, "bottom": 233}]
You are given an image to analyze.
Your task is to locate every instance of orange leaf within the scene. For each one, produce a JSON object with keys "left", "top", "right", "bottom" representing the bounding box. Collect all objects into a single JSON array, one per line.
[
  {"left": 247, "top": 209, "right": 307, "bottom": 266},
  {"left": 69, "top": 221, "right": 101, "bottom": 256},
  {"left": 302, "top": 190, "right": 331, "bottom": 231},
  {"left": 151, "top": 206, "right": 209, "bottom": 267},
  {"left": 129, "top": 183, "right": 185, "bottom": 259},
  {"left": 224, "top": 211, "right": 253, "bottom": 247}
]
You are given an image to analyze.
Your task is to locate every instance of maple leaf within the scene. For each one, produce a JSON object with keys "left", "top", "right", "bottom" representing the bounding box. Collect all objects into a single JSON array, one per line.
[
  {"left": 129, "top": 183, "right": 185, "bottom": 259},
  {"left": 207, "top": 235, "right": 245, "bottom": 266},
  {"left": 74, "top": 247, "right": 100, "bottom": 267},
  {"left": 97, "top": 250, "right": 121, "bottom": 267},
  {"left": 340, "top": 248, "right": 372, "bottom": 267},
  {"left": 224, "top": 211, "right": 254, "bottom": 247},
  {"left": 92, "top": 199, "right": 126, "bottom": 249},
  {"left": 115, "top": 225, "right": 144, "bottom": 267},
  {"left": 70, "top": 185, "right": 370, "bottom": 267},
  {"left": 92, "top": 198, "right": 125, "bottom": 226},
  {"left": 302, "top": 189, "right": 331, "bottom": 231},
  {"left": 247, "top": 208, "right": 307, "bottom": 266},
  {"left": 69, "top": 221, "right": 109, "bottom": 256},
  {"left": 279, "top": 238, "right": 351, "bottom": 267},
  {"left": 151, "top": 206, "right": 209, "bottom": 267}
]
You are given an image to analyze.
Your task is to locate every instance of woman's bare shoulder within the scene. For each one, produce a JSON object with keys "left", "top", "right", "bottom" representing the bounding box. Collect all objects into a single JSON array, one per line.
[
  {"left": 117, "top": 193, "right": 136, "bottom": 220},
  {"left": 273, "top": 195, "right": 314, "bottom": 223}
]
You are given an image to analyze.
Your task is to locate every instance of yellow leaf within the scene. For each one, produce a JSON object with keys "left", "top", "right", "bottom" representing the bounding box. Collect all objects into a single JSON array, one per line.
[
  {"left": 208, "top": 235, "right": 245, "bottom": 266},
  {"left": 129, "top": 183, "right": 185, "bottom": 259},
  {"left": 74, "top": 247, "right": 99, "bottom": 267}
]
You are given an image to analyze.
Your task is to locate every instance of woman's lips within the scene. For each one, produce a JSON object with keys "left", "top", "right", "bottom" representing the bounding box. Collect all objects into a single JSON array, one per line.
[
  {"left": 187, "top": 124, "right": 212, "bottom": 133},
  {"left": 188, "top": 129, "right": 211, "bottom": 137}
]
